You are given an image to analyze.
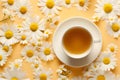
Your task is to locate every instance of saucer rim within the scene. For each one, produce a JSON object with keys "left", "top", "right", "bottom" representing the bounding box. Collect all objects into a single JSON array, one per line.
[{"left": 52, "top": 17, "right": 102, "bottom": 68}]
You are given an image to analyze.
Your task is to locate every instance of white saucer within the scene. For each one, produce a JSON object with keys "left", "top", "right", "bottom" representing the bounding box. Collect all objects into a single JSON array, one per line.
[{"left": 53, "top": 17, "right": 102, "bottom": 68}]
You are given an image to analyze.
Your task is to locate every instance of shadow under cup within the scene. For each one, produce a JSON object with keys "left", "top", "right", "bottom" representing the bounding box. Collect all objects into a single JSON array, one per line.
[{"left": 62, "top": 26, "right": 93, "bottom": 59}]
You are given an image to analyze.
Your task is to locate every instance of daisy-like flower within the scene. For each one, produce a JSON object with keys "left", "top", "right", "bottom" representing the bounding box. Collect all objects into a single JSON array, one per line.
[
  {"left": 33, "top": 68, "right": 52, "bottom": 80},
  {"left": 38, "top": 0, "right": 62, "bottom": 15},
  {"left": 1, "top": 0, "right": 17, "bottom": 10},
  {"left": 106, "top": 43, "right": 118, "bottom": 53},
  {"left": 61, "top": 0, "right": 74, "bottom": 8},
  {"left": 96, "top": 52, "right": 117, "bottom": 71},
  {"left": 0, "top": 24, "right": 19, "bottom": 46},
  {"left": 0, "top": 50, "right": 7, "bottom": 66},
  {"left": 43, "top": 29, "right": 52, "bottom": 39},
  {"left": 14, "top": 0, "right": 31, "bottom": 19},
  {"left": 0, "top": 44, "right": 13, "bottom": 56},
  {"left": 2, "top": 68, "right": 29, "bottom": 80},
  {"left": 17, "top": 32, "right": 28, "bottom": 45},
  {"left": 92, "top": 14, "right": 101, "bottom": 22},
  {"left": 21, "top": 45, "right": 39, "bottom": 62},
  {"left": 1, "top": 9, "right": 15, "bottom": 21},
  {"left": 22, "top": 16, "right": 44, "bottom": 44},
  {"left": 57, "top": 65, "right": 71, "bottom": 80},
  {"left": 31, "top": 59, "right": 42, "bottom": 72},
  {"left": 74, "top": 0, "right": 89, "bottom": 11},
  {"left": 106, "top": 18, "right": 120, "bottom": 38},
  {"left": 83, "top": 62, "right": 100, "bottom": 77},
  {"left": 46, "top": 15, "right": 60, "bottom": 27},
  {"left": 39, "top": 42, "right": 54, "bottom": 61},
  {"left": 95, "top": 0, "right": 120, "bottom": 20},
  {"left": 88, "top": 70, "right": 115, "bottom": 80},
  {"left": 9, "top": 59, "right": 23, "bottom": 70}
]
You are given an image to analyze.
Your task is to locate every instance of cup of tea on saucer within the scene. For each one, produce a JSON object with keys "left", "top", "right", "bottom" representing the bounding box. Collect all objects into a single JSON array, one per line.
[{"left": 52, "top": 17, "right": 102, "bottom": 67}]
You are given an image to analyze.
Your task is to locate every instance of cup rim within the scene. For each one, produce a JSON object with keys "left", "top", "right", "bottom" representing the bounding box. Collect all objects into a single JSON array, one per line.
[{"left": 62, "top": 26, "right": 93, "bottom": 59}]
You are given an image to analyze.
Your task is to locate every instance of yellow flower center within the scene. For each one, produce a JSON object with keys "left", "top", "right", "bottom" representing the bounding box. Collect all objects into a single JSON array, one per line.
[
  {"left": 79, "top": 0, "right": 85, "bottom": 7},
  {"left": 104, "top": 3, "right": 113, "bottom": 13},
  {"left": 45, "top": 31, "right": 49, "bottom": 34},
  {"left": 39, "top": 73, "right": 47, "bottom": 80},
  {"left": 110, "top": 47, "right": 115, "bottom": 52},
  {"left": 30, "top": 23, "right": 38, "bottom": 32},
  {"left": 46, "top": 0, "right": 55, "bottom": 9},
  {"left": 112, "top": 23, "right": 120, "bottom": 32},
  {"left": 65, "top": 0, "right": 71, "bottom": 5},
  {"left": 103, "top": 57, "right": 110, "bottom": 65},
  {"left": 94, "top": 16, "right": 99, "bottom": 21},
  {"left": 7, "top": 0, "right": 14, "bottom": 5},
  {"left": 47, "top": 18, "right": 52, "bottom": 23},
  {"left": 19, "top": 6, "right": 27, "bottom": 14},
  {"left": 35, "top": 64, "right": 39, "bottom": 68},
  {"left": 11, "top": 77, "right": 18, "bottom": 80},
  {"left": 2, "top": 46, "right": 9, "bottom": 52},
  {"left": 5, "top": 30, "right": 13, "bottom": 39},
  {"left": 26, "top": 50, "right": 34, "bottom": 57},
  {"left": 44, "top": 48, "right": 51, "bottom": 55},
  {"left": 17, "top": 25, "right": 22, "bottom": 28},
  {"left": 54, "top": 21, "right": 59, "bottom": 25},
  {"left": 97, "top": 75, "right": 105, "bottom": 80},
  {"left": 0, "top": 55, "right": 3, "bottom": 61},
  {"left": 15, "top": 64, "right": 19, "bottom": 68},
  {"left": 21, "top": 35, "right": 26, "bottom": 40}
]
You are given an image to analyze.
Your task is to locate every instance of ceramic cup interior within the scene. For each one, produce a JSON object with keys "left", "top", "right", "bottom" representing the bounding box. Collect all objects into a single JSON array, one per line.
[{"left": 62, "top": 26, "right": 93, "bottom": 59}]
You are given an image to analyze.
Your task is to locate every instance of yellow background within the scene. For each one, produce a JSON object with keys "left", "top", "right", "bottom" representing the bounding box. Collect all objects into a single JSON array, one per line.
[{"left": 0, "top": 0, "right": 120, "bottom": 79}]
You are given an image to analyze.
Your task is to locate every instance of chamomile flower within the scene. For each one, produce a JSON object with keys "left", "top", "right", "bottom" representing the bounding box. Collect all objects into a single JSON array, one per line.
[
  {"left": 88, "top": 70, "right": 115, "bottom": 80},
  {"left": 87, "top": 62, "right": 100, "bottom": 72},
  {"left": 0, "top": 50, "right": 7, "bottom": 66},
  {"left": 34, "top": 68, "right": 52, "bottom": 80},
  {"left": 83, "top": 62, "right": 100, "bottom": 77},
  {"left": 2, "top": 68, "right": 28, "bottom": 80},
  {"left": 0, "top": 44, "right": 13, "bottom": 56},
  {"left": 96, "top": 52, "right": 117, "bottom": 71},
  {"left": 21, "top": 45, "right": 39, "bottom": 62},
  {"left": 74, "top": 0, "right": 89, "bottom": 11},
  {"left": 46, "top": 15, "right": 60, "bottom": 27},
  {"left": 1, "top": 0, "right": 17, "bottom": 10},
  {"left": 39, "top": 42, "right": 54, "bottom": 61},
  {"left": 95, "top": 0, "right": 120, "bottom": 20},
  {"left": 2, "top": 8, "right": 15, "bottom": 21},
  {"left": 43, "top": 29, "right": 52, "bottom": 39},
  {"left": 9, "top": 59, "right": 23, "bottom": 70},
  {"left": 14, "top": 0, "right": 31, "bottom": 19},
  {"left": 106, "top": 43, "right": 118, "bottom": 53},
  {"left": 17, "top": 33, "right": 28, "bottom": 45},
  {"left": 92, "top": 14, "right": 101, "bottom": 22},
  {"left": 22, "top": 16, "right": 44, "bottom": 44},
  {"left": 57, "top": 65, "right": 71, "bottom": 79},
  {"left": 0, "top": 24, "right": 19, "bottom": 46},
  {"left": 31, "top": 59, "right": 42, "bottom": 71},
  {"left": 106, "top": 18, "right": 120, "bottom": 38},
  {"left": 61, "top": 0, "right": 74, "bottom": 8},
  {"left": 38, "top": 0, "right": 62, "bottom": 15}
]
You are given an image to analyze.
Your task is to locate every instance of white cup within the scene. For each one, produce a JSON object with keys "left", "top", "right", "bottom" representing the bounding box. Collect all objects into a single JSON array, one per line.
[{"left": 62, "top": 26, "right": 93, "bottom": 59}]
